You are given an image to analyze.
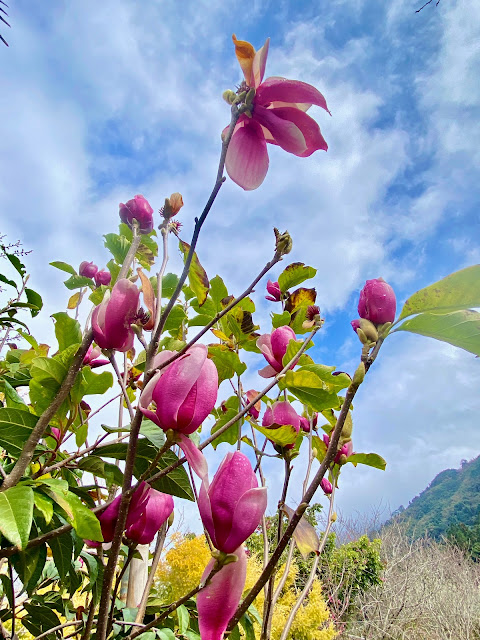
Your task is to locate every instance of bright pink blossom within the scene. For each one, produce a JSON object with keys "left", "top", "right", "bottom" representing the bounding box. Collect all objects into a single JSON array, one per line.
[
  {"left": 321, "top": 478, "right": 333, "bottom": 495},
  {"left": 197, "top": 546, "right": 247, "bottom": 640},
  {"left": 119, "top": 194, "right": 154, "bottom": 234},
  {"left": 323, "top": 434, "right": 354, "bottom": 463},
  {"left": 83, "top": 345, "right": 109, "bottom": 368},
  {"left": 262, "top": 401, "right": 301, "bottom": 449},
  {"left": 257, "top": 325, "right": 296, "bottom": 378},
  {"left": 50, "top": 428, "right": 62, "bottom": 446},
  {"left": 79, "top": 261, "right": 98, "bottom": 279},
  {"left": 94, "top": 269, "right": 112, "bottom": 287},
  {"left": 224, "top": 35, "right": 330, "bottom": 190},
  {"left": 198, "top": 451, "right": 267, "bottom": 554},
  {"left": 265, "top": 280, "right": 281, "bottom": 302},
  {"left": 299, "top": 416, "right": 311, "bottom": 433},
  {"left": 139, "top": 345, "right": 218, "bottom": 478},
  {"left": 358, "top": 278, "right": 396, "bottom": 325},
  {"left": 91, "top": 279, "right": 140, "bottom": 352}
]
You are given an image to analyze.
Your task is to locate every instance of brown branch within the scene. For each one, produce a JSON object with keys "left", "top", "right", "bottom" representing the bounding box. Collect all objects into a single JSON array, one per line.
[{"left": 416, "top": 0, "right": 441, "bottom": 12}]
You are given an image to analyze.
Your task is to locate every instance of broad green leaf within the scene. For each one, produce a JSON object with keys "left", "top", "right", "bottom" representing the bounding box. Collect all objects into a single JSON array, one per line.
[
  {"left": 89, "top": 286, "right": 106, "bottom": 305},
  {"left": 77, "top": 456, "right": 124, "bottom": 488},
  {"left": 176, "top": 605, "right": 190, "bottom": 634},
  {"left": 191, "top": 296, "right": 216, "bottom": 318},
  {"left": 0, "top": 408, "right": 38, "bottom": 457},
  {"left": 4, "top": 250, "right": 25, "bottom": 277},
  {"left": 278, "top": 262, "right": 317, "bottom": 292},
  {"left": 179, "top": 239, "right": 210, "bottom": 306},
  {"left": 52, "top": 312, "right": 82, "bottom": 352},
  {"left": 10, "top": 544, "right": 47, "bottom": 594},
  {"left": 282, "top": 338, "right": 312, "bottom": 368},
  {"left": 239, "top": 614, "right": 256, "bottom": 640},
  {"left": 33, "top": 492, "right": 54, "bottom": 524},
  {"left": 104, "top": 232, "right": 131, "bottom": 264},
  {"left": 347, "top": 452, "right": 386, "bottom": 470},
  {"left": 140, "top": 420, "right": 166, "bottom": 449},
  {"left": 1, "top": 380, "right": 26, "bottom": 409},
  {"left": 25, "top": 288, "right": 43, "bottom": 317},
  {"left": 254, "top": 422, "right": 298, "bottom": 447},
  {"left": 299, "top": 364, "right": 351, "bottom": 392},
  {"left": 81, "top": 367, "right": 114, "bottom": 395},
  {"left": 80, "top": 551, "right": 100, "bottom": 586},
  {"left": 50, "top": 261, "right": 77, "bottom": 275},
  {"left": 48, "top": 530, "right": 74, "bottom": 581},
  {"left": 398, "top": 265, "right": 480, "bottom": 321},
  {"left": 30, "top": 356, "right": 67, "bottom": 385},
  {"left": 162, "top": 304, "right": 187, "bottom": 333},
  {"left": 22, "top": 603, "right": 61, "bottom": 639},
  {"left": 272, "top": 310, "right": 291, "bottom": 328},
  {"left": 394, "top": 309, "right": 480, "bottom": 356},
  {"left": 75, "top": 422, "right": 88, "bottom": 447},
  {"left": 211, "top": 408, "right": 243, "bottom": 449},
  {"left": 0, "top": 273, "right": 17, "bottom": 289},
  {"left": 161, "top": 273, "right": 180, "bottom": 298},
  {"left": 0, "top": 485, "right": 34, "bottom": 549},
  {"left": 63, "top": 274, "right": 93, "bottom": 290},
  {"left": 280, "top": 370, "right": 340, "bottom": 411},
  {"left": 210, "top": 275, "right": 228, "bottom": 311},
  {"left": 99, "top": 439, "right": 194, "bottom": 500},
  {"left": 189, "top": 313, "right": 214, "bottom": 327},
  {"left": 208, "top": 346, "right": 247, "bottom": 383}
]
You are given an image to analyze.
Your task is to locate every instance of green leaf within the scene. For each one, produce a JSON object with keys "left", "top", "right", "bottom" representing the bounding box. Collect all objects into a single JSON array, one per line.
[
  {"left": 4, "top": 251, "right": 25, "bottom": 277},
  {"left": 140, "top": 420, "right": 166, "bottom": 449},
  {"left": 0, "top": 273, "right": 18, "bottom": 289},
  {"left": 80, "top": 551, "right": 100, "bottom": 586},
  {"left": 50, "top": 261, "right": 77, "bottom": 275},
  {"left": 394, "top": 310, "right": 480, "bottom": 356},
  {"left": 0, "top": 485, "right": 34, "bottom": 549},
  {"left": 282, "top": 338, "right": 311, "bottom": 368},
  {"left": 176, "top": 605, "right": 190, "bottom": 634},
  {"left": 240, "top": 614, "right": 256, "bottom": 640},
  {"left": 81, "top": 367, "right": 114, "bottom": 395},
  {"left": 33, "top": 492, "right": 54, "bottom": 524},
  {"left": 63, "top": 274, "right": 94, "bottom": 290},
  {"left": 272, "top": 310, "right": 291, "bottom": 328},
  {"left": 210, "top": 408, "right": 242, "bottom": 449},
  {"left": 52, "top": 312, "right": 82, "bottom": 352},
  {"left": 278, "top": 262, "right": 317, "bottom": 292},
  {"left": 191, "top": 296, "right": 216, "bottom": 318},
  {"left": 280, "top": 370, "right": 340, "bottom": 411},
  {"left": 48, "top": 530, "right": 74, "bottom": 581},
  {"left": 31, "top": 356, "right": 67, "bottom": 384},
  {"left": 0, "top": 408, "right": 38, "bottom": 457},
  {"left": 254, "top": 422, "right": 299, "bottom": 447},
  {"left": 347, "top": 452, "right": 387, "bottom": 470},
  {"left": 99, "top": 440, "right": 194, "bottom": 500},
  {"left": 210, "top": 275, "right": 228, "bottom": 312},
  {"left": 89, "top": 286, "right": 106, "bottom": 305},
  {"left": 298, "top": 364, "right": 351, "bottom": 392},
  {"left": 179, "top": 239, "right": 210, "bottom": 306},
  {"left": 161, "top": 273, "right": 180, "bottom": 298},
  {"left": 75, "top": 422, "right": 88, "bottom": 447},
  {"left": 25, "top": 288, "right": 43, "bottom": 317},
  {"left": 208, "top": 346, "right": 246, "bottom": 383},
  {"left": 77, "top": 456, "right": 124, "bottom": 487},
  {"left": 398, "top": 265, "right": 480, "bottom": 321},
  {"left": 1, "top": 380, "right": 26, "bottom": 409},
  {"left": 162, "top": 304, "right": 187, "bottom": 333},
  {"left": 104, "top": 232, "right": 131, "bottom": 264},
  {"left": 157, "top": 629, "right": 176, "bottom": 640},
  {"left": 10, "top": 543, "right": 47, "bottom": 594},
  {"left": 22, "top": 603, "right": 61, "bottom": 639}
]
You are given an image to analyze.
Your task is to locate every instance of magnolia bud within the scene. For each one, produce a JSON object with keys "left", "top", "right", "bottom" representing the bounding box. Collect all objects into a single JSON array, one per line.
[
  {"left": 274, "top": 228, "right": 293, "bottom": 257},
  {"left": 352, "top": 362, "right": 366, "bottom": 387},
  {"left": 359, "top": 319, "right": 378, "bottom": 342},
  {"left": 331, "top": 512, "right": 337, "bottom": 522},
  {"left": 358, "top": 278, "right": 396, "bottom": 325},
  {"left": 337, "top": 454, "right": 348, "bottom": 465},
  {"left": 222, "top": 90, "right": 237, "bottom": 104}
]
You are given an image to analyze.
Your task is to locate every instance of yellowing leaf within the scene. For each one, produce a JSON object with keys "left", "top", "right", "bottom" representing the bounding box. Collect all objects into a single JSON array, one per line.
[
  {"left": 282, "top": 505, "right": 319, "bottom": 558},
  {"left": 67, "top": 292, "right": 81, "bottom": 309},
  {"left": 179, "top": 240, "right": 210, "bottom": 306}
]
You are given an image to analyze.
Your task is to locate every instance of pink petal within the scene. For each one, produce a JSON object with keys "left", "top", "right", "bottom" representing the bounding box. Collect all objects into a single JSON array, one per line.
[
  {"left": 150, "top": 350, "right": 175, "bottom": 371},
  {"left": 198, "top": 479, "right": 218, "bottom": 549},
  {"left": 126, "top": 482, "right": 150, "bottom": 528},
  {"left": 256, "top": 77, "right": 331, "bottom": 115},
  {"left": 103, "top": 279, "right": 139, "bottom": 352},
  {"left": 176, "top": 359, "right": 218, "bottom": 434},
  {"left": 258, "top": 364, "right": 278, "bottom": 378},
  {"left": 271, "top": 326, "right": 296, "bottom": 364},
  {"left": 91, "top": 305, "right": 108, "bottom": 349},
  {"left": 225, "top": 118, "right": 269, "bottom": 191},
  {"left": 126, "top": 489, "right": 173, "bottom": 544},
  {"left": 178, "top": 434, "right": 208, "bottom": 480},
  {"left": 254, "top": 105, "right": 308, "bottom": 155},
  {"left": 223, "top": 487, "right": 268, "bottom": 553},
  {"left": 153, "top": 345, "right": 208, "bottom": 430},
  {"left": 256, "top": 334, "right": 281, "bottom": 371},
  {"left": 269, "top": 107, "right": 328, "bottom": 156},
  {"left": 197, "top": 546, "right": 247, "bottom": 640},
  {"left": 252, "top": 38, "right": 270, "bottom": 88}
]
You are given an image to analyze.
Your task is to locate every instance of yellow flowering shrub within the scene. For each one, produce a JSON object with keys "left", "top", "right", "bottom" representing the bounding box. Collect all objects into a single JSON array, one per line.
[{"left": 155, "top": 535, "right": 336, "bottom": 640}]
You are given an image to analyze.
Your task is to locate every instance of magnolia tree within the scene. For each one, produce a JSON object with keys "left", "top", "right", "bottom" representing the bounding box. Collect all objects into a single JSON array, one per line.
[{"left": 0, "top": 34, "right": 479, "bottom": 640}]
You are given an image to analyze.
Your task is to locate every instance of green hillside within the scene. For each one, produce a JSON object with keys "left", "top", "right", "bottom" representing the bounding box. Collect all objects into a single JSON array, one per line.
[{"left": 391, "top": 456, "right": 480, "bottom": 538}]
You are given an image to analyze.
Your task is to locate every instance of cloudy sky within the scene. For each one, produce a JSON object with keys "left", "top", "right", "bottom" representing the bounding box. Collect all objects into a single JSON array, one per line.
[{"left": 1, "top": 0, "right": 480, "bottom": 530}]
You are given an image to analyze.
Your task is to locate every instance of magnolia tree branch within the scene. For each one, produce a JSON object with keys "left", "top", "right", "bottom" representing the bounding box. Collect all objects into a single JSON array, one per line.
[
  {"left": 227, "top": 342, "right": 384, "bottom": 630},
  {"left": 0, "top": 328, "right": 94, "bottom": 492}
]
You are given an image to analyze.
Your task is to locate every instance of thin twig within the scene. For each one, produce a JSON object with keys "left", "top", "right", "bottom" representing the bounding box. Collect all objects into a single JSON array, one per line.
[
  {"left": 109, "top": 353, "right": 135, "bottom": 420},
  {"left": 135, "top": 522, "right": 168, "bottom": 623}
]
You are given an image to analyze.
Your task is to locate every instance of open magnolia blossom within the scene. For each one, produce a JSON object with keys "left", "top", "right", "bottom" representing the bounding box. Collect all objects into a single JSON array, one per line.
[
  {"left": 139, "top": 344, "right": 218, "bottom": 478},
  {"left": 224, "top": 35, "right": 330, "bottom": 190}
]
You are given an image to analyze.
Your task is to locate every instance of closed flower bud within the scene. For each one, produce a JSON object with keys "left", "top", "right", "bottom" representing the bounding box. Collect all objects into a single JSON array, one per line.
[
  {"left": 94, "top": 269, "right": 112, "bottom": 287},
  {"left": 352, "top": 362, "right": 366, "bottom": 387},
  {"left": 320, "top": 478, "right": 333, "bottom": 495},
  {"left": 222, "top": 89, "right": 237, "bottom": 104},
  {"left": 91, "top": 279, "right": 140, "bottom": 352},
  {"left": 257, "top": 325, "right": 296, "bottom": 378},
  {"left": 265, "top": 280, "right": 281, "bottom": 302},
  {"left": 79, "top": 261, "right": 98, "bottom": 279},
  {"left": 119, "top": 194, "right": 154, "bottom": 234},
  {"left": 358, "top": 278, "right": 396, "bottom": 325}
]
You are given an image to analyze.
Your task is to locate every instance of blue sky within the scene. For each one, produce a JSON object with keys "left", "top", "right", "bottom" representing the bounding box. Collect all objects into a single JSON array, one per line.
[{"left": 1, "top": 0, "right": 480, "bottom": 531}]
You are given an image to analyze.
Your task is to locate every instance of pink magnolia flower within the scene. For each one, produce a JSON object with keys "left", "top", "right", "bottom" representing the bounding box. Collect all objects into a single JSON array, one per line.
[
  {"left": 265, "top": 280, "right": 281, "bottom": 302},
  {"left": 245, "top": 389, "right": 261, "bottom": 419},
  {"left": 119, "top": 194, "right": 154, "bottom": 234},
  {"left": 321, "top": 477, "right": 333, "bottom": 495},
  {"left": 50, "top": 427, "right": 62, "bottom": 447},
  {"left": 225, "top": 35, "right": 330, "bottom": 191},
  {"left": 198, "top": 451, "right": 267, "bottom": 554},
  {"left": 197, "top": 546, "right": 247, "bottom": 640},
  {"left": 139, "top": 344, "right": 218, "bottom": 478},
  {"left": 262, "top": 401, "right": 301, "bottom": 449},
  {"left": 94, "top": 269, "right": 111, "bottom": 287},
  {"left": 79, "top": 261, "right": 98, "bottom": 279},
  {"left": 83, "top": 345, "right": 109, "bottom": 368},
  {"left": 358, "top": 278, "right": 396, "bottom": 325},
  {"left": 91, "top": 279, "right": 140, "bottom": 352},
  {"left": 257, "top": 325, "right": 296, "bottom": 378}
]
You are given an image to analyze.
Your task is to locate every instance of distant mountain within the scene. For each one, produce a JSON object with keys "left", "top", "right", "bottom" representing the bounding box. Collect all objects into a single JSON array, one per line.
[{"left": 390, "top": 456, "right": 480, "bottom": 538}]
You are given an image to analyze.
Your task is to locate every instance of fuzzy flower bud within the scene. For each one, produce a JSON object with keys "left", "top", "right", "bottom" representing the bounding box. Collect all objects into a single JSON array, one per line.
[
  {"left": 358, "top": 278, "right": 396, "bottom": 325},
  {"left": 274, "top": 228, "right": 293, "bottom": 257}
]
